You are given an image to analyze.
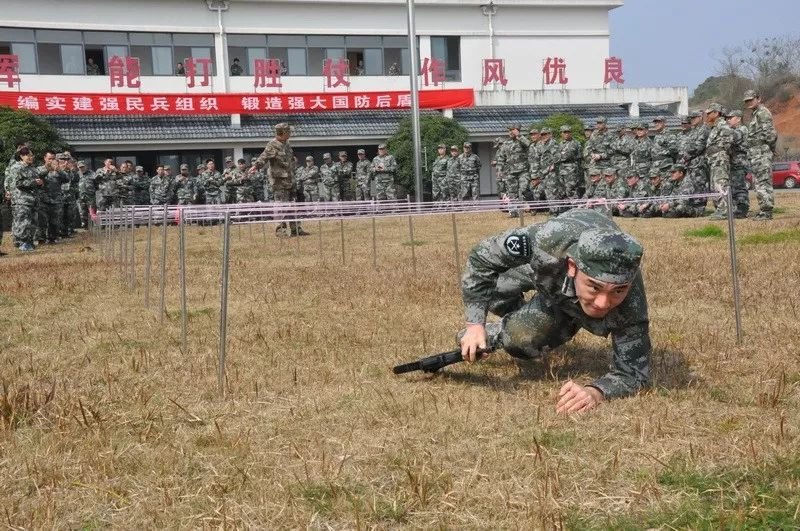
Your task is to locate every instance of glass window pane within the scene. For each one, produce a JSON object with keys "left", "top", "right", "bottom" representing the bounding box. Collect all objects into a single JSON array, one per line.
[
  {"left": 61, "top": 44, "right": 84, "bottom": 74},
  {"left": 268, "top": 35, "right": 305, "bottom": 47},
  {"left": 229, "top": 46, "right": 246, "bottom": 70},
  {"left": 307, "top": 35, "right": 344, "bottom": 47},
  {"left": 326, "top": 48, "right": 344, "bottom": 60},
  {"left": 247, "top": 47, "right": 267, "bottom": 75},
  {"left": 172, "top": 34, "right": 213, "bottom": 46},
  {"left": 431, "top": 37, "right": 446, "bottom": 63},
  {"left": 382, "top": 36, "right": 407, "bottom": 48},
  {"left": 0, "top": 28, "right": 35, "bottom": 42},
  {"left": 152, "top": 46, "right": 172, "bottom": 75},
  {"left": 131, "top": 46, "right": 153, "bottom": 75},
  {"left": 307, "top": 47, "right": 324, "bottom": 75},
  {"left": 130, "top": 32, "right": 171, "bottom": 46},
  {"left": 287, "top": 48, "right": 306, "bottom": 75},
  {"left": 346, "top": 36, "right": 381, "bottom": 47},
  {"left": 228, "top": 34, "right": 266, "bottom": 47},
  {"left": 84, "top": 31, "right": 128, "bottom": 45},
  {"left": 105, "top": 45, "right": 128, "bottom": 66},
  {"left": 446, "top": 36, "right": 460, "bottom": 70},
  {"left": 191, "top": 47, "right": 211, "bottom": 59},
  {"left": 364, "top": 48, "right": 381, "bottom": 76},
  {"left": 401, "top": 49, "right": 410, "bottom": 75},
  {"left": 37, "top": 43, "right": 61, "bottom": 74},
  {"left": 36, "top": 29, "right": 83, "bottom": 44},
  {"left": 12, "top": 43, "right": 37, "bottom": 73}
]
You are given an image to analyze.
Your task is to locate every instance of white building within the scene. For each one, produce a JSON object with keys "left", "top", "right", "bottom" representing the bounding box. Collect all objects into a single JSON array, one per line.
[{"left": 1, "top": 0, "right": 687, "bottom": 195}]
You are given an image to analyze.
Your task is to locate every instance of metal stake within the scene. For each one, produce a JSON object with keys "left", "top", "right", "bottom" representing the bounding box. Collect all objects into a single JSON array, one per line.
[
  {"left": 371, "top": 216, "right": 377, "bottom": 270},
  {"left": 144, "top": 206, "right": 153, "bottom": 307},
  {"left": 725, "top": 186, "right": 743, "bottom": 344},
  {"left": 159, "top": 205, "right": 168, "bottom": 325},
  {"left": 405, "top": 0, "right": 424, "bottom": 202},
  {"left": 408, "top": 212, "right": 417, "bottom": 276},
  {"left": 218, "top": 212, "right": 232, "bottom": 398},
  {"left": 451, "top": 212, "right": 461, "bottom": 278},
  {"left": 179, "top": 208, "right": 188, "bottom": 355},
  {"left": 129, "top": 207, "right": 136, "bottom": 291},
  {"left": 340, "top": 218, "right": 346, "bottom": 265},
  {"left": 318, "top": 219, "right": 323, "bottom": 263}
]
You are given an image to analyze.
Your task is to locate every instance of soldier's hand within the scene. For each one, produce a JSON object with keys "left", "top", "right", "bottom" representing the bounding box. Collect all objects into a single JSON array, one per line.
[
  {"left": 660, "top": 203, "right": 670, "bottom": 213},
  {"left": 556, "top": 380, "right": 603, "bottom": 414},
  {"left": 4, "top": 191, "right": 10, "bottom": 200},
  {"left": 460, "top": 323, "right": 488, "bottom": 363},
  {"left": 248, "top": 166, "right": 257, "bottom": 175},
  {"left": 35, "top": 178, "right": 44, "bottom": 186}
]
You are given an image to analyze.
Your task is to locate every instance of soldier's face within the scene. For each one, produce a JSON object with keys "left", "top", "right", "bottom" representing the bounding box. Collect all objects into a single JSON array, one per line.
[
  {"left": 635, "top": 129, "right": 647, "bottom": 138},
  {"left": 21, "top": 153, "right": 34, "bottom": 164},
  {"left": 653, "top": 121, "right": 665, "bottom": 131},
  {"left": 626, "top": 177, "right": 638, "bottom": 186},
  {"left": 671, "top": 171, "right": 684, "bottom": 181},
  {"left": 561, "top": 132, "right": 570, "bottom": 140},
  {"left": 181, "top": 169, "right": 189, "bottom": 176},
  {"left": 450, "top": 150, "right": 458, "bottom": 156},
  {"left": 745, "top": 98, "right": 758, "bottom": 110},
  {"left": 437, "top": 148, "right": 445, "bottom": 155},
  {"left": 604, "top": 174, "right": 615, "bottom": 183},
  {"left": 727, "top": 116, "right": 741, "bottom": 127},
  {"left": 590, "top": 174, "right": 601, "bottom": 182},
  {"left": 567, "top": 258, "right": 632, "bottom": 318},
  {"left": 358, "top": 153, "right": 365, "bottom": 159},
  {"left": 45, "top": 153, "right": 55, "bottom": 163}
]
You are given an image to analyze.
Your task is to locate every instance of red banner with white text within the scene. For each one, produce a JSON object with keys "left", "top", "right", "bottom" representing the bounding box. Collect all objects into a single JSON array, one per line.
[{"left": 0, "top": 89, "right": 474, "bottom": 115}]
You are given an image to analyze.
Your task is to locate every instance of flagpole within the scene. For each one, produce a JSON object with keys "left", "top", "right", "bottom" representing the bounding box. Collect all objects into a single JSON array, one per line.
[{"left": 406, "top": 0, "right": 424, "bottom": 204}]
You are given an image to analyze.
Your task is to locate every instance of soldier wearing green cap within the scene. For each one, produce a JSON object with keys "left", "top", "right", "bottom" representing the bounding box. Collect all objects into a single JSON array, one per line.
[
  {"left": 630, "top": 122, "right": 654, "bottom": 181},
  {"left": 458, "top": 142, "right": 482, "bottom": 201},
  {"left": 704, "top": 103, "right": 735, "bottom": 220},
  {"left": 726, "top": 109, "right": 750, "bottom": 217},
  {"left": 355, "top": 149, "right": 371, "bottom": 200},
  {"left": 656, "top": 164, "right": 705, "bottom": 218},
  {"left": 499, "top": 123, "right": 531, "bottom": 215},
  {"left": 431, "top": 143, "right": 451, "bottom": 201},
  {"left": 610, "top": 122, "right": 635, "bottom": 177},
  {"left": 370, "top": 144, "right": 398, "bottom": 200},
  {"left": 458, "top": 208, "right": 650, "bottom": 413},
  {"left": 743, "top": 90, "right": 777, "bottom": 220},
  {"left": 586, "top": 116, "right": 613, "bottom": 180}
]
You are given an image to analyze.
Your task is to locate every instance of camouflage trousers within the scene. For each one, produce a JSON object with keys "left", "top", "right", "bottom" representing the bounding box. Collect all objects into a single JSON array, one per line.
[
  {"left": 340, "top": 179, "right": 356, "bottom": 201},
  {"left": 730, "top": 166, "right": 750, "bottom": 215},
  {"left": 374, "top": 175, "right": 396, "bottom": 200},
  {"left": 495, "top": 176, "right": 507, "bottom": 198},
  {"left": 543, "top": 172, "right": 562, "bottom": 214},
  {"left": 506, "top": 172, "right": 529, "bottom": 201},
  {"left": 205, "top": 194, "right": 224, "bottom": 205},
  {"left": 432, "top": 174, "right": 449, "bottom": 201},
  {"left": 447, "top": 176, "right": 461, "bottom": 201},
  {"left": 355, "top": 179, "right": 370, "bottom": 201},
  {"left": 303, "top": 182, "right": 320, "bottom": 202},
  {"left": 78, "top": 200, "right": 94, "bottom": 228},
  {"left": 13, "top": 202, "right": 37, "bottom": 245},
  {"left": 749, "top": 148, "right": 774, "bottom": 213},
  {"left": 459, "top": 173, "right": 479, "bottom": 201},
  {"left": 264, "top": 180, "right": 273, "bottom": 202},
  {"left": 45, "top": 201, "right": 63, "bottom": 241},
  {"left": 273, "top": 185, "right": 301, "bottom": 235},
  {"left": 62, "top": 200, "right": 79, "bottom": 234},
  {"left": 560, "top": 167, "right": 581, "bottom": 199},
  {"left": 709, "top": 156, "right": 731, "bottom": 215},
  {"left": 319, "top": 182, "right": 340, "bottom": 201}
]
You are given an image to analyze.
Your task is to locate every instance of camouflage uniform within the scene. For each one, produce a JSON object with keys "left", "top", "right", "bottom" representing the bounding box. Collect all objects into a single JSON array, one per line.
[
  {"left": 319, "top": 157, "right": 338, "bottom": 201},
  {"left": 9, "top": 162, "right": 40, "bottom": 247},
  {"left": 131, "top": 169, "right": 150, "bottom": 205},
  {"left": 431, "top": 147, "right": 450, "bottom": 201},
  {"left": 662, "top": 165, "right": 705, "bottom": 218},
  {"left": 649, "top": 119, "right": 678, "bottom": 176},
  {"left": 446, "top": 148, "right": 461, "bottom": 200},
  {"left": 93, "top": 166, "right": 120, "bottom": 211},
  {"left": 355, "top": 152, "right": 372, "bottom": 200},
  {"left": 371, "top": 146, "right": 398, "bottom": 200},
  {"left": 149, "top": 172, "right": 173, "bottom": 205},
  {"left": 727, "top": 112, "right": 750, "bottom": 217},
  {"left": 679, "top": 113, "right": 710, "bottom": 194},
  {"left": 493, "top": 138, "right": 507, "bottom": 198},
  {"left": 62, "top": 163, "right": 80, "bottom": 235},
  {"left": 34, "top": 165, "right": 48, "bottom": 242},
  {"left": 77, "top": 165, "right": 96, "bottom": 228},
  {"left": 458, "top": 144, "right": 482, "bottom": 201},
  {"left": 253, "top": 123, "right": 305, "bottom": 235},
  {"left": 296, "top": 161, "right": 320, "bottom": 202},
  {"left": 174, "top": 173, "right": 197, "bottom": 205},
  {"left": 630, "top": 127, "right": 654, "bottom": 179},
  {"left": 601, "top": 169, "right": 628, "bottom": 216},
  {"left": 118, "top": 170, "right": 135, "bottom": 206},
  {"left": 610, "top": 127, "right": 635, "bottom": 176},
  {"left": 745, "top": 91, "right": 778, "bottom": 218},
  {"left": 586, "top": 120, "right": 614, "bottom": 178},
  {"left": 333, "top": 154, "right": 354, "bottom": 201},
  {"left": 461, "top": 208, "right": 650, "bottom": 399},
  {"left": 618, "top": 173, "right": 650, "bottom": 218},
  {"left": 705, "top": 105, "right": 735, "bottom": 217},
  {"left": 501, "top": 129, "right": 531, "bottom": 202},
  {"left": 638, "top": 170, "right": 667, "bottom": 218},
  {"left": 556, "top": 130, "right": 582, "bottom": 200},
  {"left": 250, "top": 162, "right": 267, "bottom": 202},
  {"left": 539, "top": 131, "right": 559, "bottom": 215},
  {"left": 228, "top": 167, "right": 254, "bottom": 203},
  {"left": 200, "top": 170, "right": 224, "bottom": 205}
]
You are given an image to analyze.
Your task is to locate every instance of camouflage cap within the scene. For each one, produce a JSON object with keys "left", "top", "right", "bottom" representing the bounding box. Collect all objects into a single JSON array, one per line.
[
  {"left": 652, "top": 115, "right": 666, "bottom": 122},
  {"left": 77, "top": 160, "right": 86, "bottom": 167},
  {"left": 595, "top": 116, "right": 607, "bottom": 123},
  {"left": 726, "top": 109, "right": 743, "bottom": 118},
  {"left": 584, "top": 124, "right": 593, "bottom": 131},
  {"left": 603, "top": 168, "right": 617, "bottom": 176},
  {"left": 338, "top": 150, "right": 347, "bottom": 157},
  {"left": 323, "top": 152, "right": 331, "bottom": 159},
  {"left": 305, "top": 155, "right": 314, "bottom": 161},
  {"left": 571, "top": 228, "right": 644, "bottom": 285},
  {"left": 274, "top": 122, "right": 290, "bottom": 134},
  {"left": 180, "top": 163, "right": 189, "bottom": 170},
  {"left": 463, "top": 142, "right": 472, "bottom": 148},
  {"left": 225, "top": 156, "right": 233, "bottom": 162},
  {"left": 659, "top": 160, "right": 674, "bottom": 172},
  {"left": 649, "top": 167, "right": 661, "bottom": 178},
  {"left": 135, "top": 165, "right": 144, "bottom": 171},
  {"left": 357, "top": 148, "right": 365, "bottom": 154},
  {"left": 378, "top": 143, "right": 387, "bottom": 149},
  {"left": 625, "top": 121, "right": 636, "bottom": 129},
  {"left": 450, "top": 145, "right": 459, "bottom": 151},
  {"left": 529, "top": 128, "right": 539, "bottom": 134},
  {"left": 743, "top": 89, "right": 758, "bottom": 101},
  {"left": 625, "top": 171, "right": 639, "bottom": 180},
  {"left": 679, "top": 115, "right": 690, "bottom": 124},
  {"left": 706, "top": 102, "right": 723, "bottom": 114},
  {"left": 56, "top": 153, "right": 69, "bottom": 161},
  {"left": 437, "top": 143, "right": 446, "bottom": 149},
  {"left": 508, "top": 123, "right": 522, "bottom": 130},
  {"left": 633, "top": 122, "right": 647, "bottom": 130},
  {"left": 540, "top": 127, "right": 552, "bottom": 134},
  {"left": 671, "top": 163, "right": 686, "bottom": 173},
  {"left": 559, "top": 125, "right": 572, "bottom": 133},
  {"left": 163, "top": 164, "right": 172, "bottom": 170},
  {"left": 688, "top": 110, "right": 702, "bottom": 119}
]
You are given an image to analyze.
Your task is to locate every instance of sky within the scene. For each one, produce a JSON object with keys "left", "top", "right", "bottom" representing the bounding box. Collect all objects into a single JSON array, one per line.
[{"left": 609, "top": 0, "right": 800, "bottom": 92}]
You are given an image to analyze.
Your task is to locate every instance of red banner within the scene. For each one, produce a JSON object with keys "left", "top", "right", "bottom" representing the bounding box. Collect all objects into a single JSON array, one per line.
[{"left": 0, "top": 89, "right": 474, "bottom": 115}]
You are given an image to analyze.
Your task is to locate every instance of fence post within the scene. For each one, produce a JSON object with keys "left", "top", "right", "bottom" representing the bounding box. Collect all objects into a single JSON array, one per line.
[
  {"left": 179, "top": 208, "right": 188, "bottom": 355},
  {"left": 159, "top": 205, "right": 168, "bottom": 325},
  {"left": 218, "top": 212, "right": 232, "bottom": 398}
]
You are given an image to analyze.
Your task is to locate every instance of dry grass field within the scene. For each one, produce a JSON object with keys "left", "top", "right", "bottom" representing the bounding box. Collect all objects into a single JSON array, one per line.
[{"left": 1, "top": 193, "right": 800, "bottom": 529}]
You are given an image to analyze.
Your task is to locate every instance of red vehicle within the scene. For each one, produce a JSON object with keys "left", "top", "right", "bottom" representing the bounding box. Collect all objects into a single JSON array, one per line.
[{"left": 745, "top": 161, "right": 799, "bottom": 189}]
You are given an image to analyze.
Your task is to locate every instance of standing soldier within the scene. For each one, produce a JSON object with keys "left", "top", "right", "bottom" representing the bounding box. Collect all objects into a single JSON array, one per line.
[
  {"left": 705, "top": 103, "right": 735, "bottom": 220},
  {"left": 725, "top": 110, "right": 750, "bottom": 218},
  {"left": 222, "top": 156, "right": 235, "bottom": 204},
  {"left": 334, "top": 151, "right": 354, "bottom": 201},
  {"left": 132, "top": 165, "right": 150, "bottom": 206},
  {"left": 610, "top": 123, "right": 635, "bottom": 177},
  {"left": 370, "top": 143, "right": 398, "bottom": 200},
  {"left": 8, "top": 148, "right": 42, "bottom": 252},
  {"left": 458, "top": 142, "right": 482, "bottom": 201},
  {"left": 43, "top": 155, "right": 70, "bottom": 243},
  {"left": 229, "top": 158, "right": 254, "bottom": 203},
  {"left": 446, "top": 145, "right": 461, "bottom": 201},
  {"left": 174, "top": 163, "right": 197, "bottom": 205},
  {"left": 34, "top": 152, "right": 55, "bottom": 244},
  {"left": 354, "top": 149, "right": 372, "bottom": 200},
  {"left": 431, "top": 144, "right": 450, "bottom": 201},
  {"left": 556, "top": 125, "right": 582, "bottom": 203},
  {"left": 650, "top": 116, "right": 678, "bottom": 176},
  {"left": 587, "top": 117, "right": 613, "bottom": 182},
  {"left": 93, "top": 158, "right": 120, "bottom": 212},
  {"left": 539, "top": 127, "right": 559, "bottom": 215},
  {"left": 319, "top": 153, "right": 338, "bottom": 201},
  {"left": 502, "top": 124, "right": 531, "bottom": 215},
  {"left": 744, "top": 89, "right": 778, "bottom": 220},
  {"left": 249, "top": 157, "right": 266, "bottom": 202},
  {"left": 630, "top": 123, "right": 654, "bottom": 180},
  {"left": 200, "top": 160, "right": 224, "bottom": 205},
  {"left": 682, "top": 110, "right": 710, "bottom": 211},
  {"left": 118, "top": 160, "right": 135, "bottom": 206},
  {"left": 149, "top": 165, "right": 170, "bottom": 206},
  {"left": 251, "top": 122, "right": 309, "bottom": 236},
  {"left": 77, "top": 161, "right": 95, "bottom": 229},
  {"left": 296, "top": 155, "right": 320, "bottom": 202},
  {"left": 527, "top": 128, "right": 542, "bottom": 197},
  {"left": 493, "top": 137, "right": 507, "bottom": 199}
]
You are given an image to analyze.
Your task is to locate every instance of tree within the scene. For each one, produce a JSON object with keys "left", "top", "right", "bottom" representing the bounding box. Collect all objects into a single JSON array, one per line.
[
  {"left": 0, "top": 106, "right": 68, "bottom": 176},
  {"left": 529, "top": 113, "right": 587, "bottom": 144},
  {"left": 386, "top": 114, "right": 469, "bottom": 198}
]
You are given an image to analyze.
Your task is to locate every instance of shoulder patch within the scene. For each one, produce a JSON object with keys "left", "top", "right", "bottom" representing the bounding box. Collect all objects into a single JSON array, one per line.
[{"left": 504, "top": 233, "right": 532, "bottom": 259}]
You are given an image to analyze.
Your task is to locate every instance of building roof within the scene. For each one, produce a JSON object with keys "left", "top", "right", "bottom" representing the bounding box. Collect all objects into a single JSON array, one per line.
[{"left": 46, "top": 104, "right": 679, "bottom": 144}]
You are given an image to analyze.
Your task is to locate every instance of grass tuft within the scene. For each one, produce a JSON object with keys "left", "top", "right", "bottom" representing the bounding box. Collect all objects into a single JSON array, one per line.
[
  {"left": 683, "top": 225, "right": 725, "bottom": 238},
  {"left": 739, "top": 228, "right": 800, "bottom": 245}
]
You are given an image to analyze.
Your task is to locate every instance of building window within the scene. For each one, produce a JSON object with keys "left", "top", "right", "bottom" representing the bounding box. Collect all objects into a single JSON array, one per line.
[
  {"left": 37, "top": 43, "right": 62, "bottom": 74},
  {"left": 268, "top": 35, "right": 307, "bottom": 76},
  {"left": 382, "top": 36, "right": 409, "bottom": 75},
  {"left": 430, "top": 36, "right": 461, "bottom": 81},
  {"left": 307, "top": 35, "right": 345, "bottom": 76},
  {"left": 11, "top": 42, "right": 37, "bottom": 73},
  {"left": 61, "top": 44, "right": 85, "bottom": 74}
]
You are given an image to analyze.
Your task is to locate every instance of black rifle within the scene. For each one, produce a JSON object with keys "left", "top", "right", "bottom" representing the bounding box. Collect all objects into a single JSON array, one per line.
[{"left": 392, "top": 348, "right": 489, "bottom": 375}]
